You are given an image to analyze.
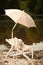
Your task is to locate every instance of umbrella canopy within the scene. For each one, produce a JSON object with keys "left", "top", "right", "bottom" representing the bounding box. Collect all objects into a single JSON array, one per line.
[{"left": 5, "top": 9, "right": 36, "bottom": 28}]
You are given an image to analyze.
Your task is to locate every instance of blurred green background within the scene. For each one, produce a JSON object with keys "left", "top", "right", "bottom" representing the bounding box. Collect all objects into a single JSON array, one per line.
[{"left": 0, "top": 15, "right": 43, "bottom": 45}]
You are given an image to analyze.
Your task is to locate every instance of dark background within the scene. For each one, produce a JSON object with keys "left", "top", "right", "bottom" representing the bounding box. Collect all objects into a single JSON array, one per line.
[{"left": 0, "top": 0, "right": 43, "bottom": 45}]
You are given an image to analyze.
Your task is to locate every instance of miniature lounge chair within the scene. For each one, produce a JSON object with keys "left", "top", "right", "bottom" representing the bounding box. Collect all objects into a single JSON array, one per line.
[{"left": 5, "top": 37, "right": 33, "bottom": 63}]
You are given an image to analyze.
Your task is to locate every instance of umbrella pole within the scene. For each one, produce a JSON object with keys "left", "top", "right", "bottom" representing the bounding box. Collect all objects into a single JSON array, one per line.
[{"left": 12, "top": 23, "right": 17, "bottom": 38}]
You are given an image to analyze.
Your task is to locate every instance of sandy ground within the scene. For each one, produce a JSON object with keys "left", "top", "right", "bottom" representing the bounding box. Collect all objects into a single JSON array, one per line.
[{"left": 0, "top": 50, "right": 43, "bottom": 65}]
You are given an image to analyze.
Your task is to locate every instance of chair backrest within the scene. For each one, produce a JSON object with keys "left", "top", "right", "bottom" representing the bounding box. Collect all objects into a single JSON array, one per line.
[
  {"left": 6, "top": 37, "right": 18, "bottom": 46},
  {"left": 6, "top": 37, "right": 24, "bottom": 50},
  {"left": 15, "top": 38, "right": 24, "bottom": 50}
]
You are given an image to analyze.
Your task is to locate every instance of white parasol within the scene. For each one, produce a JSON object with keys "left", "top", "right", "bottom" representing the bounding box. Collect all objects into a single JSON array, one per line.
[{"left": 5, "top": 9, "right": 36, "bottom": 37}]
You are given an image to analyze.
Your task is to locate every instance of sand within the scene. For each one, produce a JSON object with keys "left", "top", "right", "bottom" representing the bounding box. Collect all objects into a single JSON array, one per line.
[{"left": 0, "top": 50, "right": 43, "bottom": 65}]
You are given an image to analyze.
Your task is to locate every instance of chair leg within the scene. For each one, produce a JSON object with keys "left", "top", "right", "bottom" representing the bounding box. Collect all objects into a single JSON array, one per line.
[
  {"left": 16, "top": 48, "right": 32, "bottom": 63},
  {"left": 32, "top": 48, "right": 33, "bottom": 59},
  {"left": 6, "top": 46, "right": 13, "bottom": 57}
]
